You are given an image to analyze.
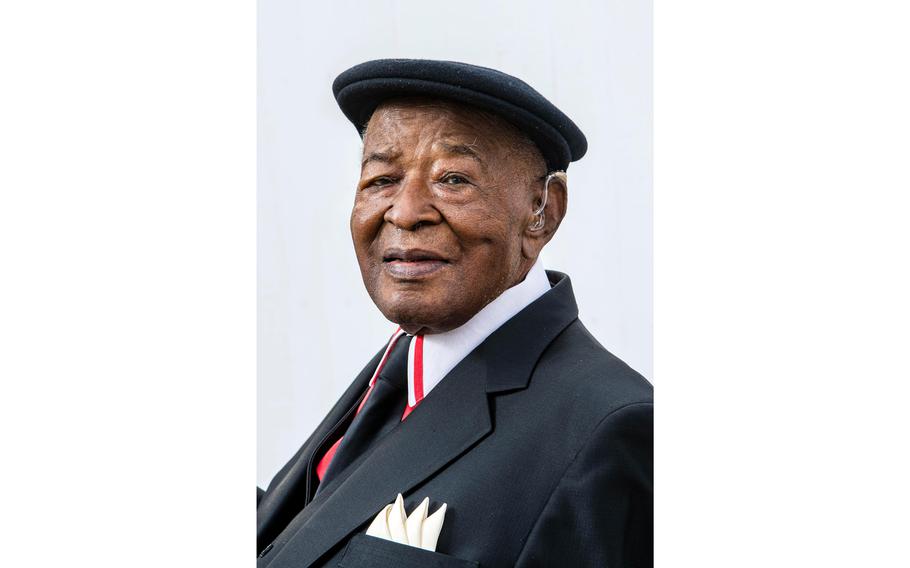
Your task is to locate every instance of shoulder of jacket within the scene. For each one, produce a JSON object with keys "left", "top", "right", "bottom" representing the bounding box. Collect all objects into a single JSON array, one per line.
[{"left": 536, "top": 319, "right": 653, "bottom": 412}]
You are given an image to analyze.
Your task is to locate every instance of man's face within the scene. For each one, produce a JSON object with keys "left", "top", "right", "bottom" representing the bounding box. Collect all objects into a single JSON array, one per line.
[{"left": 350, "top": 99, "right": 549, "bottom": 335}]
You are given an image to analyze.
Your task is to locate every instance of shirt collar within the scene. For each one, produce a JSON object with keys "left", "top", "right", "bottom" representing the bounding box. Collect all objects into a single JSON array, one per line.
[{"left": 386, "top": 259, "right": 551, "bottom": 408}]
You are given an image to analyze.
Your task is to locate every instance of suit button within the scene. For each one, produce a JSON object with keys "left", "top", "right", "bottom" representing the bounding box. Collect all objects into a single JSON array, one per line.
[{"left": 258, "top": 543, "right": 274, "bottom": 558}]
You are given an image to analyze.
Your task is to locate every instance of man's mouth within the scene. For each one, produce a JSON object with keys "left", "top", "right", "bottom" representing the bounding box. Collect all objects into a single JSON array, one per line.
[{"left": 382, "top": 248, "right": 449, "bottom": 279}]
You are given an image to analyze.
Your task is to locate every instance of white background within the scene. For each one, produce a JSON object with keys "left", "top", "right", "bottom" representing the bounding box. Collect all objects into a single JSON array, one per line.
[
  {"left": 2, "top": 1, "right": 909, "bottom": 566},
  {"left": 258, "top": 0, "right": 653, "bottom": 487}
]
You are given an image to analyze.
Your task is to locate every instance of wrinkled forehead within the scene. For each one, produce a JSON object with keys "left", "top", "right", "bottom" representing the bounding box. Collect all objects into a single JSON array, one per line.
[{"left": 362, "top": 97, "right": 531, "bottom": 160}]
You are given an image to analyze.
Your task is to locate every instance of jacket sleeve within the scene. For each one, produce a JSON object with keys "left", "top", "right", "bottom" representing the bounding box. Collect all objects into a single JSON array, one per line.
[{"left": 515, "top": 402, "right": 653, "bottom": 568}]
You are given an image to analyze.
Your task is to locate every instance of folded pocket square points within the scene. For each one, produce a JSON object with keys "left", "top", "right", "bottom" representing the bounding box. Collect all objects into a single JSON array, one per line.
[{"left": 366, "top": 493, "right": 448, "bottom": 552}]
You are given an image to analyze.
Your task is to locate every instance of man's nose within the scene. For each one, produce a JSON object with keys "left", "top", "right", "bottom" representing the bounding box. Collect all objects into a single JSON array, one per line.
[{"left": 384, "top": 175, "right": 442, "bottom": 230}]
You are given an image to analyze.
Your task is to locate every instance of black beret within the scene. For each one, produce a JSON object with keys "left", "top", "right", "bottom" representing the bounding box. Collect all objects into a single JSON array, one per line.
[{"left": 332, "top": 59, "right": 587, "bottom": 172}]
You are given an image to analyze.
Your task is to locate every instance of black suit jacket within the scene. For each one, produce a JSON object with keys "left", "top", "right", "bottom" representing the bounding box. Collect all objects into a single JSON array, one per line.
[{"left": 257, "top": 271, "right": 653, "bottom": 567}]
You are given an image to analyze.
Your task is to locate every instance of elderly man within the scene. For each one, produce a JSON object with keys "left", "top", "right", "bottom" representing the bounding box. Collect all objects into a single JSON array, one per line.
[{"left": 257, "top": 59, "right": 652, "bottom": 567}]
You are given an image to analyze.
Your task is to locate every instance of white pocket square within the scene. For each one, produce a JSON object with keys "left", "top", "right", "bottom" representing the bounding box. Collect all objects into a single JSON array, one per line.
[{"left": 365, "top": 493, "right": 447, "bottom": 552}]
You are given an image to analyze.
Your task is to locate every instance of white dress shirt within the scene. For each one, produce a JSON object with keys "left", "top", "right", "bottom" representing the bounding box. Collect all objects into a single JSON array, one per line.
[{"left": 368, "top": 259, "right": 551, "bottom": 412}]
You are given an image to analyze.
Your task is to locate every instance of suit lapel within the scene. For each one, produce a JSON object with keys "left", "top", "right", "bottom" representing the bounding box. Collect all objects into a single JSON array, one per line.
[
  {"left": 269, "top": 271, "right": 579, "bottom": 568},
  {"left": 270, "top": 350, "right": 491, "bottom": 568},
  {"left": 257, "top": 347, "right": 386, "bottom": 550}
]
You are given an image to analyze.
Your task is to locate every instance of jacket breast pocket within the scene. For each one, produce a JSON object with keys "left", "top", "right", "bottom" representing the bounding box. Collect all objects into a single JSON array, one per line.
[{"left": 338, "top": 534, "right": 479, "bottom": 568}]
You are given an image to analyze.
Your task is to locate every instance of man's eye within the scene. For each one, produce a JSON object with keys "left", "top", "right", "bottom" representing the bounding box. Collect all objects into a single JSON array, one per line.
[
  {"left": 441, "top": 174, "right": 469, "bottom": 185},
  {"left": 369, "top": 177, "right": 396, "bottom": 187}
]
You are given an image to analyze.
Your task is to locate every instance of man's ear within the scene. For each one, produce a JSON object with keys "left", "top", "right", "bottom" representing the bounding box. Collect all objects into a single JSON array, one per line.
[{"left": 522, "top": 173, "right": 568, "bottom": 259}]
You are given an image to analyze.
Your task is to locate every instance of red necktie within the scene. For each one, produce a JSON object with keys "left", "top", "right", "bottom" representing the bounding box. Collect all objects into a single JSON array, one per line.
[{"left": 315, "top": 331, "right": 424, "bottom": 482}]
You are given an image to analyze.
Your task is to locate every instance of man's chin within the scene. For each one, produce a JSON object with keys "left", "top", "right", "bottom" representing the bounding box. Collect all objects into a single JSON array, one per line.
[{"left": 378, "top": 300, "right": 467, "bottom": 335}]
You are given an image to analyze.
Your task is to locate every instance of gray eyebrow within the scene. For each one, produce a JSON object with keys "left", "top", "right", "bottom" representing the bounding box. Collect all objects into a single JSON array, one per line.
[
  {"left": 361, "top": 150, "right": 400, "bottom": 169},
  {"left": 360, "top": 141, "right": 486, "bottom": 170},
  {"left": 437, "top": 141, "right": 485, "bottom": 167}
]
